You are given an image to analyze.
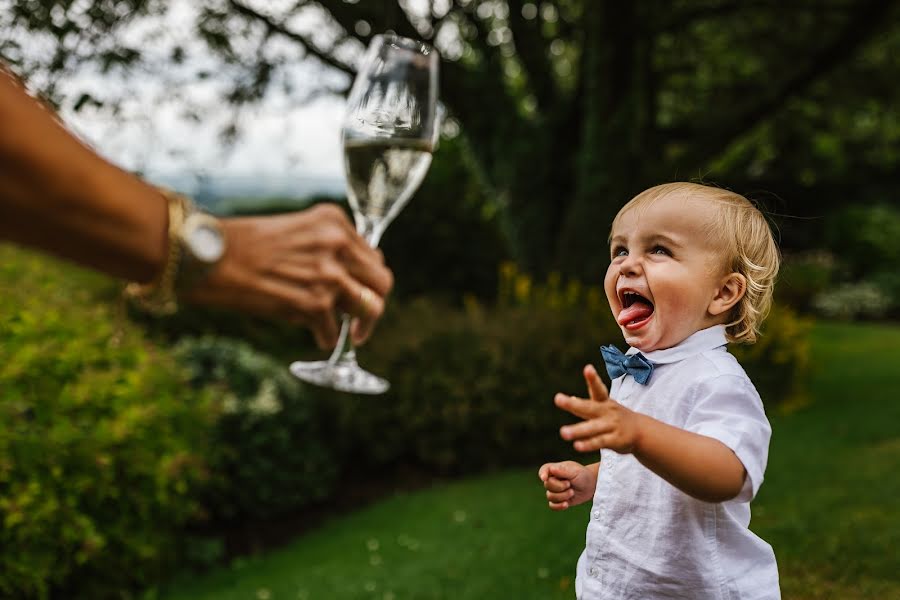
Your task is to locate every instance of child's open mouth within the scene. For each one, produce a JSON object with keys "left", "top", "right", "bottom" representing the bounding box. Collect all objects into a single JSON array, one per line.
[{"left": 617, "top": 290, "right": 655, "bottom": 330}]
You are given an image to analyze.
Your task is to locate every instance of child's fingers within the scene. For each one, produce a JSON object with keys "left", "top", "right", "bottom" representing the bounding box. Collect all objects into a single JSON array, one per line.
[
  {"left": 547, "top": 487, "right": 575, "bottom": 504},
  {"left": 548, "top": 461, "right": 584, "bottom": 481},
  {"left": 573, "top": 434, "right": 607, "bottom": 453},
  {"left": 544, "top": 476, "right": 572, "bottom": 493},
  {"left": 538, "top": 463, "right": 554, "bottom": 482},
  {"left": 548, "top": 500, "right": 570, "bottom": 511},
  {"left": 560, "top": 418, "right": 609, "bottom": 442},
  {"left": 554, "top": 393, "right": 602, "bottom": 420},
  {"left": 583, "top": 365, "right": 610, "bottom": 402}
]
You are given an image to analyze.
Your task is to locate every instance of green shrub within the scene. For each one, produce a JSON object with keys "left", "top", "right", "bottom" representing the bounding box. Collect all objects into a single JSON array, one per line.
[
  {"left": 381, "top": 136, "right": 509, "bottom": 302},
  {"left": 870, "top": 269, "right": 900, "bottom": 314},
  {"left": 340, "top": 265, "right": 810, "bottom": 475},
  {"left": 825, "top": 204, "right": 900, "bottom": 279},
  {"left": 0, "top": 246, "right": 213, "bottom": 599},
  {"left": 812, "top": 282, "right": 893, "bottom": 321},
  {"left": 334, "top": 298, "right": 606, "bottom": 475},
  {"left": 173, "top": 337, "right": 338, "bottom": 525},
  {"left": 731, "top": 305, "right": 812, "bottom": 412},
  {"left": 775, "top": 250, "right": 838, "bottom": 312}
]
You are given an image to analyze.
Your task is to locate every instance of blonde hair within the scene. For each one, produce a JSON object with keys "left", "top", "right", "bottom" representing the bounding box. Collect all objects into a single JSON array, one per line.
[{"left": 613, "top": 182, "right": 780, "bottom": 344}]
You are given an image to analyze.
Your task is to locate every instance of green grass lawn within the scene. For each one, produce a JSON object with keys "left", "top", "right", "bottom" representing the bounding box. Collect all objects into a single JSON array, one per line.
[{"left": 160, "top": 321, "right": 900, "bottom": 600}]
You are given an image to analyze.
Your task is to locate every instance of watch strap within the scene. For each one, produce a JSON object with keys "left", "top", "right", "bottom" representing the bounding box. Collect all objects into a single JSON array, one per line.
[{"left": 124, "top": 188, "right": 191, "bottom": 316}]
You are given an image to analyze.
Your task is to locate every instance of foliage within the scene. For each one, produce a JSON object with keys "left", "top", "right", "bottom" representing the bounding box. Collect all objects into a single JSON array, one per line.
[
  {"left": 211, "top": 136, "right": 511, "bottom": 304},
  {"left": 159, "top": 321, "right": 900, "bottom": 600},
  {"left": 341, "top": 264, "right": 809, "bottom": 476},
  {"left": 777, "top": 206, "right": 900, "bottom": 319},
  {"left": 824, "top": 204, "right": 900, "bottom": 280},
  {"left": 812, "top": 282, "right": 893, "bottom": 321},
  {"left": 333, "top": 298, "right": 602, "bottom": 475},
  {"left": 775, "top": 251, "right": 839, "bottom": 313},
  {"left": 0, "top": 242, "right": 813, "bottom": 596},
  {"left": 0, "top": 246, "right": 213, "bottom": 599},
  {"left": 731, "top": 306, "right": 813, "bottom": 413},
  {"left": 379, "top": 134, "right": 510, "bottom": 302},
  {"left": 173, "top": 337, "right": 337, "bottom": 525},
  {"left": 8, "top": 1, "right": 900, "bottom": 277}
]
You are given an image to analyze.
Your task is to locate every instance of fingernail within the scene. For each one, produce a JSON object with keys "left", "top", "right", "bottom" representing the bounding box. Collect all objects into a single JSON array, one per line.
[{"left": 560, "top": 427, "right": 570, "bottom": 439}]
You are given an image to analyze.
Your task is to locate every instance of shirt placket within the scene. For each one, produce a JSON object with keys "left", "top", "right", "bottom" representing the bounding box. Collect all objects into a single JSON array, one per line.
[{"left": 584, "top": 376, "right": 635, "bottom": 593}]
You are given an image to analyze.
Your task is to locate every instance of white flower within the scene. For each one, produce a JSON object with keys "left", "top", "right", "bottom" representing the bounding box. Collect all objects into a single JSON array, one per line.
[{"left": 248, "top": 379, "right": 282, "bottom": 415}]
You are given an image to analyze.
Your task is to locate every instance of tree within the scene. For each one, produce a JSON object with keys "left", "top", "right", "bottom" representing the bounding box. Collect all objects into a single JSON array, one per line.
[{"left": 4, "top": 0, "right": 900, "bottom": 278}]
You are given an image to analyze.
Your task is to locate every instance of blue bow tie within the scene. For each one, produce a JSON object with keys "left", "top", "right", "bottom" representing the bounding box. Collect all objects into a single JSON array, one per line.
[{"left": 600, "top": 345, "right": 654, "bottom": 385}]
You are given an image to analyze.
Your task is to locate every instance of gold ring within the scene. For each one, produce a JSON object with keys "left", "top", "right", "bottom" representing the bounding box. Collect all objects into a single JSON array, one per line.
[{"left": 359, "top": 286, "right": 375, "bottom": 313}]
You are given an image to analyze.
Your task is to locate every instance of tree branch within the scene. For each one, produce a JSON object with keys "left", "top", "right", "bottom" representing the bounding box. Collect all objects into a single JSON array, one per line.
[
  {"left": 659, "top": 0, "right": 858, "bottom": 34},
  {"left": 227, "top": 0, "right": 355, "bottom": 76},
  {"left": 674, "top": 0, "right": 897, "bottom": 170}
]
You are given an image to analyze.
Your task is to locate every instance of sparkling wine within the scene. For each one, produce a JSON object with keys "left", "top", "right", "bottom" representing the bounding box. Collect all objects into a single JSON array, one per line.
[{"left": 344, "top": 138, "right": 433, "bottom": 228}]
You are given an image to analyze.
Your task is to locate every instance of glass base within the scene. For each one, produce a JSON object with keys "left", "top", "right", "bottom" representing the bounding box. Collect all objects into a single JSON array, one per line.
[{"left": 290, "top": 356, "right": 390, "bottom": 395}]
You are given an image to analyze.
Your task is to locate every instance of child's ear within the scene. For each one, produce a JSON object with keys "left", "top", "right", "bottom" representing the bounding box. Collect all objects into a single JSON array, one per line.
[{"left": 709, "top": 272, "right": 747, "bottom": 317}]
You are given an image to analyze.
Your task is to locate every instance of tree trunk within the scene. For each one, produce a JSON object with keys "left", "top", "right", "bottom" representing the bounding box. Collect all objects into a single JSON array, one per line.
[{"left": 556, "top": 1, "right": 646, "bottom": 280}]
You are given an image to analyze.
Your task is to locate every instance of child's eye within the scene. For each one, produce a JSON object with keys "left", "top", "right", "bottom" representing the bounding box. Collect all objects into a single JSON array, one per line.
[
  {"left": 651, "top": 245, "right": 671, "bottom": 256},
  {"left": 612, "top": 246, "right": 628, "bottom": 258}
]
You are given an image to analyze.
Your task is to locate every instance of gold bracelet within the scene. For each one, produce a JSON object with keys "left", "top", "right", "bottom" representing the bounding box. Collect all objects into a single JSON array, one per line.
[{"left": 124, "top": 188, "right": 190, "bottom": 316}]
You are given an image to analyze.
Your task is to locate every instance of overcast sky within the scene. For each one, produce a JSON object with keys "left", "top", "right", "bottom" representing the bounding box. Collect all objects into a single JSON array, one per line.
[{"left": 52, "top": 0, "right": 352, "bottom": 183}]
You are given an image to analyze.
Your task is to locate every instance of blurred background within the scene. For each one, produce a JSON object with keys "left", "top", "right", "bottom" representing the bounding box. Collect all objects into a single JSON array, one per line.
[{"left": 1, "top": 1, "right": 898, "bottom": 598}]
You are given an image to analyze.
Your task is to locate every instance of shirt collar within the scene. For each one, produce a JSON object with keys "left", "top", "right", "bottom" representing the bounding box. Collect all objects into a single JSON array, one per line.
[{"left": 626, "top": 325, "right": 728, "bottom": 365}]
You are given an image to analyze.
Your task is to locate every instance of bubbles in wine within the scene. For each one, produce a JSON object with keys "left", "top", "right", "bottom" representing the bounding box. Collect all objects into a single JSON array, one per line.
[{"left": 344, "top": 138, "right": 433, "bottom": 227}]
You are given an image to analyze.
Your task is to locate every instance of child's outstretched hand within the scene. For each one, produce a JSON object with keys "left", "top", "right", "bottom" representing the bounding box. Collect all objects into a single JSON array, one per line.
[
  {"left": 538, "top": 461, "right": 597, "bottom": 511},
  {"left": 555, "top": 364, "right": 642, "bottom": 454}
]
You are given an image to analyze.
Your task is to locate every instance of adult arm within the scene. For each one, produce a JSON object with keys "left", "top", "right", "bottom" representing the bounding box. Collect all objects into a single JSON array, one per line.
[
  {"left": 0, "top": 65, "right": 167, "bottom": 282},
  {"left": 0, "top": 65, "right": 393, "bottom": 347}
]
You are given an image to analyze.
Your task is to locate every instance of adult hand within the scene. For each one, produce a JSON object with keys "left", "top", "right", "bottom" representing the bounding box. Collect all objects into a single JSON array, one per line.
[
  {"left": 184, "top": 203, "right": 393, "bottom": 349},
  {"left": 556, "top": 365, "right": 643, "bottom": 454}
]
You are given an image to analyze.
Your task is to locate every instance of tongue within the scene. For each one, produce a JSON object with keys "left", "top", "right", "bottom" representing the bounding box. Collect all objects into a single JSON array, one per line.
[{"left": 617, "top": 301, "right": 654, "bottom": 326}]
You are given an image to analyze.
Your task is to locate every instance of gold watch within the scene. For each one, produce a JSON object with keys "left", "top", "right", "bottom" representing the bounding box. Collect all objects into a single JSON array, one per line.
[
  {"left": 176, "top": 210, "right": 226, "bottom": 291},
  {"left": 125, "top": 188, "right": 225, "bottom": 315}
]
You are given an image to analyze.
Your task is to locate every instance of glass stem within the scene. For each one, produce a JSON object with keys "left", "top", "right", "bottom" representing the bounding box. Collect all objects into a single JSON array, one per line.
[
  {"left": 327, "top": 315, "right": 354, "bottom": 366},
  {"left": 326, "top": 216, "right": 386, "bottom": 367}
]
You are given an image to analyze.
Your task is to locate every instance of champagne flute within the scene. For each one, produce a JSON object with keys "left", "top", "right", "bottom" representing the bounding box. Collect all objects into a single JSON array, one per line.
[{"left": 290, "top": 33, "right": 440, "bottom": 394}]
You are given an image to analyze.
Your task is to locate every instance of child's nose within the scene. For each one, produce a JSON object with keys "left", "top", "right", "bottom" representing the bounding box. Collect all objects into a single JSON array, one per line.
[{"left": 619, "top": 253, "right": 642, "bottom": 276}]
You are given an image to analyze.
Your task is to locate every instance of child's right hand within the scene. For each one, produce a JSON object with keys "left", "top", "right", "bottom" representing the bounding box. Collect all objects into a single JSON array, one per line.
[{"left": 538, "top": 461, "right": 597, "bottom": 511}]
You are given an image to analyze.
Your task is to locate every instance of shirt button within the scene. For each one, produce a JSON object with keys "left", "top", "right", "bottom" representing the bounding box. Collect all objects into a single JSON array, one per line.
[
  {"left": 589, "top": 566, "right": 600, "bottom": 578},
  {"left": 592, "top": 509, "right": 601, "bottom": 520}
]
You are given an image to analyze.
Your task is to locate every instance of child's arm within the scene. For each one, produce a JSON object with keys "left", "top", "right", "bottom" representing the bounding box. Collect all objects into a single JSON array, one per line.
[
  {"left": 556, "top": 365, "right": 745, "bottom": 503},
  {"left": 538, "top": 461, "right": 599, "bottom": 510}
]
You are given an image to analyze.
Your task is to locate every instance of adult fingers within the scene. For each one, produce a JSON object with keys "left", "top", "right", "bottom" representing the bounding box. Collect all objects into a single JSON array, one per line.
[
  {"left": 348, "top": 287, "right": 384, "bottom": 345},
  {"left": 257, "top": 278, "right": 342, "bottom": 349},
  {"left": 554, "top": 393, "right": 603, "bottom": 420},
  {"left": 294, "top": 204, "right": 394, "bottom": 297},
  {"left": 340, "top": 240, "right": 394, "bottom": 298},
  {"left": 276, "top": 259, "right": 385, "bottom": 324},
  {"left": 281, "top": 284, "right": 341, "bottom": 349},
  {"left": 584, "top": 364, "right": 610, "bottom": 402}
]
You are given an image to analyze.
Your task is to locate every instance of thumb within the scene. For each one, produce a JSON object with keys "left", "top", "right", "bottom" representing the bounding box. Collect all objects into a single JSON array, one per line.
[
  {"left": 538, "top": 463, "right": 552, "bottom": 482},
  {"left": 584, "top": 364, "right": 610, "bottom": 402},
  {"left": 549, "top": 461, "right": 582, "bottom": 481}
]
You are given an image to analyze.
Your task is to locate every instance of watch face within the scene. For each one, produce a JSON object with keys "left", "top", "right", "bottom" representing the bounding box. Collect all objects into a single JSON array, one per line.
[{"left": 190, "top": 223, "right": 226, "bottom": 263}]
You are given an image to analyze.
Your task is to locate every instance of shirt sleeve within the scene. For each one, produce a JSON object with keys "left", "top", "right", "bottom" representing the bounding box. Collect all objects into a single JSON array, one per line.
[{"left": 684, "top": 374, "right": 772, "bottom": 502}]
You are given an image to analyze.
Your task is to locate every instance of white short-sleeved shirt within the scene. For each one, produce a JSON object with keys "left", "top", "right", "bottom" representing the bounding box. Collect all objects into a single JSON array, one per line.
[{"left": 575, "top": 325, "right": 780, "bottom": 600}]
